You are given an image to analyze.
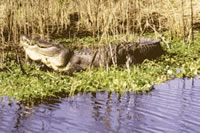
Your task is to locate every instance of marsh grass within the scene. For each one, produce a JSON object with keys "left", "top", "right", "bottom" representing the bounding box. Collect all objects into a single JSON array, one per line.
[
  {"left": 0, "top": 0, "right": 199, "bottom": 59},
  {"left": 1, "top": 32, "right": 200, "bottom": 103},
  {"left": 1, "top": 0, "right": 200, "bottom": 103},
  {"left": 0, "top": 0, "right": 200, "bottom": 44}
]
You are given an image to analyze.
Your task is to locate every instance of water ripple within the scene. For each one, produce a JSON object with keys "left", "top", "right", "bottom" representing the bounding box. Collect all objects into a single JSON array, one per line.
[{"left": 1, "top": 77, "right": 200, "bottom": 133}]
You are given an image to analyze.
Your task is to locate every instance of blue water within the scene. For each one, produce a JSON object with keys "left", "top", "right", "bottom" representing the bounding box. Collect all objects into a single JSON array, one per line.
[{"left": 1, "top": 77, "right": 200, "bottom": 133}]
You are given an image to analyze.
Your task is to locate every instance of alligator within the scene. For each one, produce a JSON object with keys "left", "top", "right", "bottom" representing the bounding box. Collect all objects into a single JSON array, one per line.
[{"left": 20, "top": 35, "right": 164, "bottom": 73}]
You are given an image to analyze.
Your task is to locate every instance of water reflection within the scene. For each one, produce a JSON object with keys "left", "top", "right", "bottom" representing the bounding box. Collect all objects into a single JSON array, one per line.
[{"left": 0, "top": 77, "right": 200, "bottom": 133}]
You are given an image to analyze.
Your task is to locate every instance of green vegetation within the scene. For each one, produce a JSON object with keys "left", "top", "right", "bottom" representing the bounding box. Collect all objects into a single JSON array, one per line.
[
  {"left": 0, "top": 0, "right": 200, "bottom": 103},
  {"left": 1, "top": 32, "right": 200, "bottom": 103}
]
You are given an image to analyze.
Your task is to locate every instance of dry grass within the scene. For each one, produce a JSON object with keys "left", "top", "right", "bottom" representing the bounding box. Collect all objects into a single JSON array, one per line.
[
  {"left": 0, "top": 0, "right": 200, "bottom": 44},
  {"left": 1, "top": 0, "right": 200, "bottom": 101}
]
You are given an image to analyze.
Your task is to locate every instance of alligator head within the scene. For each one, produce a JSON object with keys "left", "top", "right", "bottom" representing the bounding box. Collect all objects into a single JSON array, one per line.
[{"left": 20, "top": 35, "right": 73, "bottom": 71}]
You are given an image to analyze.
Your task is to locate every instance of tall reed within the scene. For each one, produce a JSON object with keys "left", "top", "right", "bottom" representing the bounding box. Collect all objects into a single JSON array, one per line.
[{"left": 0, "top": 0, "right": 199, "bottom": 45}]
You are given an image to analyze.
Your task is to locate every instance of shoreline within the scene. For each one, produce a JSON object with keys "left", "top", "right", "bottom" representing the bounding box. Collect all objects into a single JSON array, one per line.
[{"left": 0, "top": 32, "right": 200, "bottom": 103}]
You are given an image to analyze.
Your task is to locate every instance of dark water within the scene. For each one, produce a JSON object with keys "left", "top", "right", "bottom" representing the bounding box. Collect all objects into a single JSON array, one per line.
[{"left": 1, "top": 77, "right": 200, "bottom": 133}]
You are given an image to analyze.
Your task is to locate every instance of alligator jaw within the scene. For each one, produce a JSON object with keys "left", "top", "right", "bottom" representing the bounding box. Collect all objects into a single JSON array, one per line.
[{"left": 20, "top": 35, "right": 73, "bottom": 70}]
